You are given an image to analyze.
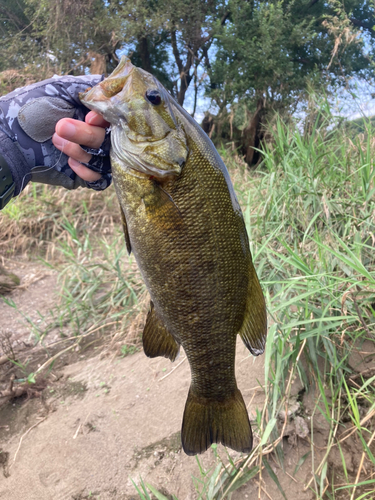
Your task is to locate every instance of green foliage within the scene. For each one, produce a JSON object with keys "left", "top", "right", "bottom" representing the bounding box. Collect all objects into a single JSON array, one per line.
[
  {"left": 53, "top": 229, "right": 145, "bottom": 338},
  {"left": 120, "top": 344, "right": 138, "bottom": 357},
  {"left": 2, "top": 0, "right": 375, "bottom": 168},
  {"left": 202, "top": 0, "right": 375, "bottom": 163},
  {"left": 0, "top": 0, "right": 121, "bottom": 78},
  {"left": 209, "top": 0, "right": 375, "bottom": 112},
  {"left": 115, "top": 0, "right": 228, "bottom": 104},
  {"left": 3, "top": 0, "right": 374, "bottom": 113},
  {"left": 0, "top": 185, "right": 147, "bottom": 355},
  {"left": 132, "top": 450, "right": 259, "bottom": 500},
  {"left": 0, "top": 0, "right": 226, "bottom": 102}
]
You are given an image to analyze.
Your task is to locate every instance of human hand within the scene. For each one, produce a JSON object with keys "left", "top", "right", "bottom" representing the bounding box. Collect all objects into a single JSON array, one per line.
[
  {"left": 0, "top": 74, "right": 111, "bottom": 197},
  {"left": 53, "top": 111, "right": 110, "bottom": 183}
]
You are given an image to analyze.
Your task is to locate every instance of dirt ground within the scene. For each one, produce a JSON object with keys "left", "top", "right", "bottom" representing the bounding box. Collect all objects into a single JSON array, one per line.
[{"left": 0, "top": 258, "right": 372, "bottom": 499}]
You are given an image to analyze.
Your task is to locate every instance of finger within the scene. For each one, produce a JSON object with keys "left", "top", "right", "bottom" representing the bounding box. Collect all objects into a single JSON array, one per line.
[
  {"left": 55, "top": 118, "right": 106, "bottom": 149},
  {"left": 68, "top": 158, "right": 102, "bottom": 182},
  {"left": 52, "top": 133, "right": 92, "bottom": 164},
  {"left": 85, "top": 111, "right": 110, "bottom": 128}
]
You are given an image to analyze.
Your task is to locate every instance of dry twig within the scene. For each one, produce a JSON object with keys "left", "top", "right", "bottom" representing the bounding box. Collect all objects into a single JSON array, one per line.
[
  {"left": 9, "top": 416, "right": 48, "bottom": 470},
  {"left": 158, "top": 357, "right": 187, "bottom": 381},
  {"left": 350, "top": 427, "right": 375, "bottom": 500}
]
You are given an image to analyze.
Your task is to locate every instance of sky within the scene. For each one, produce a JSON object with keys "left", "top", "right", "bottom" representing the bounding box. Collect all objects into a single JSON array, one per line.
[{"left": 338, "top": 81, "right": 375, "bottom": 121}]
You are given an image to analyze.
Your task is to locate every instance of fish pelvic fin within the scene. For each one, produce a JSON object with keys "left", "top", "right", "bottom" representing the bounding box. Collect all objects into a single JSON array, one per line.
[
  {"left": 142, "top": 301, "right": 180, "bottom": 362},
  {"left": 181, "top": 388, "right": 253, "bottom": 456},
  {"left": 238, "top": 265, "right": 267, "bottom": 356}
]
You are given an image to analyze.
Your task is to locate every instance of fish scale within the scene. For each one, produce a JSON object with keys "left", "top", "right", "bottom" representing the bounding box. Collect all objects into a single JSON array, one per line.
[{"left": 80, "top": 56, "right": 267, "bottom": 455}]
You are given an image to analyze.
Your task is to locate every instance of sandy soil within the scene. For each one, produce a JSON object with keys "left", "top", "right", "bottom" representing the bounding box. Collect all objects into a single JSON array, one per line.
[{"left": 0, "top": 258, "right": 370, "bottom": 499}]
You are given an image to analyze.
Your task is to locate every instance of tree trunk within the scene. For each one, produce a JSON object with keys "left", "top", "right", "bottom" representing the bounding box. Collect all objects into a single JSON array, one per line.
[
  {"left": 170, "top": 30, "right": 194, "bottom": 106},
  {"left": 138, "top": 36, "right": 152, "bottom": 73},
  {"left": 242, "top": 98, "right": 264, "bottom": 167},
  {"left": 201, "top": 113, "right": 214, "bottom": 136},
  {"left": 89, "top": 51, "right": 107, "bottom": 75}
]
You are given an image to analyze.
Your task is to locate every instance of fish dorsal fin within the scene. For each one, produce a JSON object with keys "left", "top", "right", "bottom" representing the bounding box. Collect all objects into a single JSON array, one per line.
[
  {"left": 238, "top": 266, "right": 267, "bottom": 356},
  {"left": 143, "top": 301, "right": 180, "bottom": 362},
  {"left": 119, "top": 205, "right": 132, "bottom": 254}
]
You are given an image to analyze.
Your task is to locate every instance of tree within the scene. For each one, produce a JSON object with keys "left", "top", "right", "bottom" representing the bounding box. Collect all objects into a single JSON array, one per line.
[
  {"left": 0, "top": 0, "right": 123, "bottom": 83},
  {"left": 161, "top": 0, "right": 228, "bottom": 105},
  {"left": 117, "top": 0, "right": 229, "bottom": 105},
  {"left": 207, "top": 0, "right": 375, "bottom": 164},
  {"left": 1, "top": 0, "right": 375, "bottom": 166},
  {"left": 0, "top": 0, "right": 226, "bottom": 108}
]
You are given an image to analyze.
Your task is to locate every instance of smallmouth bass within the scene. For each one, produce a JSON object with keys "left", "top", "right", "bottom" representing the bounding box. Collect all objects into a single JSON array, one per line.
[{"left": 80, "top": 57, "right": 267, "bottom": 455}]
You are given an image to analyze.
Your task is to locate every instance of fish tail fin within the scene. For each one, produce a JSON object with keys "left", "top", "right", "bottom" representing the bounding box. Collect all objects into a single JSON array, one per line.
[{"left": 181, "top": 388, "right": 253, "bottom": 456}]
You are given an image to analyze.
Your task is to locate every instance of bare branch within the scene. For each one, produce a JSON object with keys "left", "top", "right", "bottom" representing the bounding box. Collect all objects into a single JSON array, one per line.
[
  {"left": 171, "top": 29, "right": 183, "bottom": 74},
  {"left": 220, "top": 10, "right": 230, "bottom": 26}
]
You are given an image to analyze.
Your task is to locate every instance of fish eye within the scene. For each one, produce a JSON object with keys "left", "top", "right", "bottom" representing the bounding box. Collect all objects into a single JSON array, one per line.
[{"left": 146, "top": 89, "right": 162, "bottom": 105}]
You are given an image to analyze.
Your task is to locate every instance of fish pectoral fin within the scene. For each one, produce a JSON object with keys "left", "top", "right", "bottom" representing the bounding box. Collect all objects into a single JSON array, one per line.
[
  {"left": 238, "top": 265, "right": 267, "bottom": 356},
  {"left": 143, "top": 182, "right": 183, "bottom": 226},
  {"left": 181, "top": 388, "right": 253, "bottom": 456},
  {"left": 142, "top": 301, "right": 180, "bottom": 362},
  {"left": 120, "top": 205, "right": 131, "bottom": 254}
]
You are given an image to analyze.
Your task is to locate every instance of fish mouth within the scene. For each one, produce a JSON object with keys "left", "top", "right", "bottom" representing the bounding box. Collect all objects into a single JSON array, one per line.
[{"left": 79, "top": 56, "right": 135, "bottom": 109}]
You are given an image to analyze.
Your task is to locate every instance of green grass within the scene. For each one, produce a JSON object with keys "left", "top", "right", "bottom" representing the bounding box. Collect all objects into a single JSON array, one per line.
[
  {"left": 1, "top": 106, "right": 375, "bottom": 498},
  {"left": 237, "top": 109, "right": 375, "bottom": 499},
  {"left": 136, "top": 109, "right": 375, "bottom": 498},
  {"left": 49, "top": 229, "right": 146, "bottom": 341},
  {"left": 0, "top": 184, "right": 147, "bottom": 362}
]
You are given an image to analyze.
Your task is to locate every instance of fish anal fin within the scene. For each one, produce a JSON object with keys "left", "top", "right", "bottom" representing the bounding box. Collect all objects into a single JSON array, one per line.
[
  {"left": 181, "top": 388, "right": 253, "bottom": 456},
  {"left": 142, "top": 302, "right": 180, "bottom": 362},
  {"left": 119, "top": 205, "right": 131, "bottom": 254},
  {"left": 238, "top": 266, "right": 267, "bottom": 356}
]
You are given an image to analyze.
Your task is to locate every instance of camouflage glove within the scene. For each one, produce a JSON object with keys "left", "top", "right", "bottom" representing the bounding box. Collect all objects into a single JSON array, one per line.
[{"left": 0, "top": 74, "right": 111, "bottom": 202}]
